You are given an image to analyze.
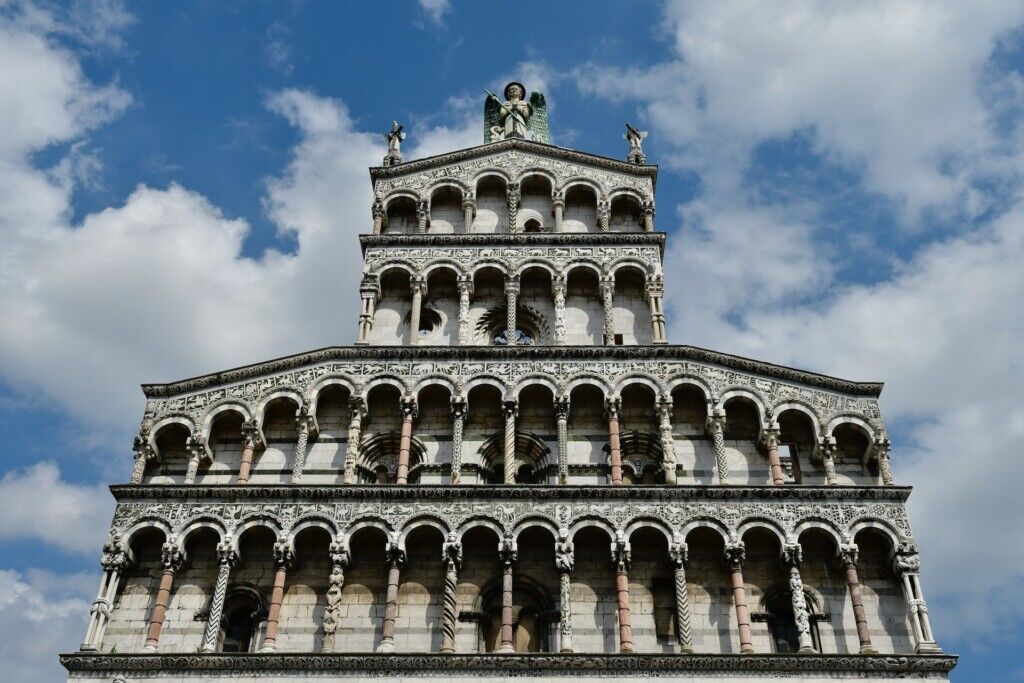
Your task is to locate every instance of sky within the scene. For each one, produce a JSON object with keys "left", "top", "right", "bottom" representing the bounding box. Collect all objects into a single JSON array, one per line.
[{"left": 0, "top": 0, "right": 1022, "bottom": 679}]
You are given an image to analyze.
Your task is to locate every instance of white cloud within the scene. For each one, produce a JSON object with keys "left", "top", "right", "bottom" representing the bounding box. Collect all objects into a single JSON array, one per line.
[
  {"left": 418, "top": 0, "right": 450, "bottom": 25},
  {"left": 0, "top": 463, "right": 111, "bottom": 554},
  {"left": 577, "top": 1, "right": 1024, "bottom": 220},
  {"left": 0, "top": 569, "right": 92, "bottom": 682}
]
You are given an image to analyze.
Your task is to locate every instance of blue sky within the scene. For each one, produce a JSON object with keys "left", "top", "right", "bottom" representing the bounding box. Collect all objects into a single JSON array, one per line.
[{"left": 1, "top": 1, "right": 1023, "bottom": 680}]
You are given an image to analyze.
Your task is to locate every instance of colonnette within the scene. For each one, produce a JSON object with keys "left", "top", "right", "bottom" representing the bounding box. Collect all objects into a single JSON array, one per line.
[{"left": 63, "top": 83, "right": 955, "bottom": 681}]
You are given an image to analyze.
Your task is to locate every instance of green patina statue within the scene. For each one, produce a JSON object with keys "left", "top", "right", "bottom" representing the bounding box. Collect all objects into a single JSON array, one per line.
[{"left": 484, "top": 81, "right": 549, "bottom": 144}]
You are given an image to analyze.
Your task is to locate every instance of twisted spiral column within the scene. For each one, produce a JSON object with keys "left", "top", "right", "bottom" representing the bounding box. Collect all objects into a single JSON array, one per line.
[
  {"left": 555, "top": 396, "right": 570, "bottom": 485},
  {"left": 440, "top": 538, "right": 461, "bottom": 653},
  {"left": 291, "top": 413, "right": 313, "bottom": 483},
  {"left": 669, "top": 542, "right": 693, "bottom": 653},
  {"left": 343, "top": 398, "right": 364, "bottom": 484},
  {"left": 502, "top": 401, "right": 518, "bottom": 484},
  {"left": 707, "top": 412, "right": 728, "bottom": 483},
  {"left": 201, "top": 544, "right": 237, "bottom": 652},
  {"left": 450, "top": 398, "right": 466, "bottom": 484}
]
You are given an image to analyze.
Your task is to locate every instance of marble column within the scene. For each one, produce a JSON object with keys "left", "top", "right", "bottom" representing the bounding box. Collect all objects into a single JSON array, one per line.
[
  {"left": 642, "top": 199, "right": 655, "bottom": 232},
  {"left": 409, "top": 275, "right": 426, "bottom": 345},
  {"left": 839, "top": 544, "right": 877, "bottom": 654},
  {"left": 600, "top": 276, "right": 615, "bottom": 344},
  {"left": 555, "top": 396, "right": 570, "bottom": 485},
  {"left": 783, "top": 544, "right": 816, "bottom": 653},
  {"left": 130, "top": 435, "right": 153, "bottom": 484},
  {"left": 457, "top": 275, "right": 473, "bottom": 345},
  {"left": 552, "top": 274, "right": 567, "bottom": 345},
  {"left": 658, "top": 398, "right": 678, "bottom": 484},
  {"left": 183, "top": 436, "right": 206, "bottom": 484},
  {"left": 321, "top": 543, "right": 349, "bottom": 652},
  {"left": 261, "top": 543, "right": 293, "bottom": 652},
  {"left": 144, "top": 544, "right": 184, "bottom": 652},
  {"left": 291, "top": 409, "right": 316, "bottom": 483},
  {"left": 552, "top": 194, "right": 565, "bottom": 232},
  {"left": 555, "top": 529, "right": 574, "bottom": 652},
  {"left": 763, "top": 428, "right": 785, "bottom": 486},
  {"left": 343, "top": 397, "right": 365, "bottom": 484},
  {"left": 356, "top": 275, "right": 380, "bottom": 345},
  {"left": 874, "top": 437, "right": 895, "bottom": 485},
  {"left": 818, "top": 437, "right": 838, "bottom": 485},
  {"left": 377, "top": 543, "right": 405, "bottom": 653},
  {"left": 613, "top": 537, "right": 634, "bottom": 653},
  {"left": 504, "top": 277, "right": 520, "bottom": 345},
  {"left": 894, "top": 544, "right": 941, "bottom": 653},
  {"left": 201, "top": 543, "right": 238, "bottom": 652},
  {"left": 462, "top": 196, "right": 475, "bottom": 233},
  {"left": 506, "top": 182, "right": 520, "bottom": 233},
  {"left": 725, "top": 542, "right": 754, "bottom": 654},
  {"left": 597, "top": 197, "right": 610, "bottom": 232},
  {"left": 450, "top": 396, "right": 467, "bottom": 484},
  {"left": 646, "top": 275, "right": 667, "bottom": 344},
  {"left": 371, "top": 197, "right": 384, "bottom": 235},
  {"left": 606, "top": 398, "right": 624, "bottom": 485},
  {"left": 416, "top": 199, "right": 428, "bottom": 234},
  {"left": 440, "top": 535, "right": 462, "bottom": 653},
  {"left": 497, "top": 537, "right": 517, "bottom": 653},
  {"left": 502, "top": 400, "right": 518, "bottom": 484},
  {"left": 396, "top": 397, "right": 417, "bottom": 485},
  {"left": 236, "top": 421, "right": 260, "bottom": 484},
  {"left": 707, "top": 410, "right": 729, "bottom": 483},
  {"left": 81, "top": 543, "right": 128, "bottom": 651},
  {"left": 669, "top": 541, "right": 694, "bottom": 653}
]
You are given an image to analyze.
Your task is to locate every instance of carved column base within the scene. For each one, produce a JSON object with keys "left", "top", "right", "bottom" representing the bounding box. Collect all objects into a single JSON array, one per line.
[{"left": 915, "top": 641, "right": 943, "bottom": 654}]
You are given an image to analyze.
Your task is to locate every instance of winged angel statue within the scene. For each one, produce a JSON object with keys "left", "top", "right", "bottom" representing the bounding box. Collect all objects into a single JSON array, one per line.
[{"left": 484, "top": 82, "right": 550, "bottom": 144}]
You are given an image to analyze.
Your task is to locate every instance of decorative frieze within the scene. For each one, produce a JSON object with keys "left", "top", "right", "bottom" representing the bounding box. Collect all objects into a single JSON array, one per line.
[{"left": 103, "top": 486, "right": 915, "bottom": 553}]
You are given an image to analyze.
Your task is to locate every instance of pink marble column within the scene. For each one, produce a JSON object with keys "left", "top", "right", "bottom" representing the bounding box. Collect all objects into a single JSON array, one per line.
[
  {"left": 840, "top": 544, "right": 877, "bottom": 654},
  {"left": 144, "top": 545, "right": 183, "bottom": 652},
  {"left": 498, "top": 538, "right": 516, "bottom": 653},
  {"left": 261, "top": 544, "right": 293, "bottom": 652},
  {"left": 614, "top": 542, "right": 634, "bottom": 653},
  {"left": 236, "top": 421, "right": 259, "bottom": 484},
  {"left": 377, "top": 545, "right": 405, "bottom": 653},
  {"left": 725, "top": 542, "right": 754, "bottom": 654},
  {"left": 395, "top": 398, "right": 416, "bottom": 484},
  {"left": 763, "top": 429, "right": 785, "bottom": 485},
  {"left": 607, "top": 399, "right": 623, "bottom": 485}
]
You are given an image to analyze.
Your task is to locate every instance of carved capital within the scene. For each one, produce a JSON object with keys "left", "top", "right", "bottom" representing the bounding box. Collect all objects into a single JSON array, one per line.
[
  {"left": 161, "top": 543, "right": 185, "bottom": 571},
  {"left": 216, "top": 542, "right": 239, "bottom": 568},
  {"left": 782, "top": 543, "right": 802, "bottom": 568},
  {"left": 443, "top": 534, "right": 463, "bottom": 571},
  {"left": 554, "top": 395, "right": 570, "bottom": 419},
  {"left": 669, "top": 541, "right": 688, "bottom": 568},
  {"left": 499, "top": 535, "right": 517, "bottom": 566},
  {"left": 839, "top": 543, "right": 859, "bottom": 568},
  {"left": 273, "top": 542, "right": 295, "bottom": 568},
  {"left": 724, "top": 541, "right": 745, "bottom": 571},
  {"left": 604, "top": 396, "right": 622, "bottom": 419},
  {"left": 450, "top": 395, "right": 468, "bottom": 419},
  {"left": 328, "top": 541, "right": 351, "bottom": 568},
  {"left": 400, "top": 396, "right": 418, "bottom": 420},
  {"left": 502, "top": 399, "right": 518, "bottom": 419}
]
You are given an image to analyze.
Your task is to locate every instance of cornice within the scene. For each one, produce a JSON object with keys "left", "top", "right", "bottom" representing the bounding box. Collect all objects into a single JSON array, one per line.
[
  {"left": 141, "top": 345, "right": 883, "bottom": 399},
  {"left": 369, "top": 138, "right": 659, "bottom": 187},
  {"left": 60, "top": 652, "right": 957, "bottom": 675},
  {"left": 110, "top": 483, "right": 911, "bottom": 504},
  {"left": 360, "top": 231, "right": 666, "bottom": 253}
]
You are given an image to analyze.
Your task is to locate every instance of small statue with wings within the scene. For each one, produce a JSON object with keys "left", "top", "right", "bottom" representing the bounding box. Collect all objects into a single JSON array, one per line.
[
  {"left": 624, "top": 122, "right": 648, "bottom": 164},
  {"left": 383, "top": 121, "right": 405, "bottom": 167},
  {"left": 484, "top": 82, "right": 549, "bottom": 144}
]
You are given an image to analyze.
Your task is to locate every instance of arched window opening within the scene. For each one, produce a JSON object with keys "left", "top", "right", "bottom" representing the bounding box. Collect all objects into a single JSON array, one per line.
[
  {"left": 480, "top": 576, "right": 555, "bottom": 652},
  {"left": 220, "top": 587, "right": 266, "bottom": 653},
  {"left": 523, "top": 218, "right": 542, "bottom": 233},
  {"left": 759, "top": 587, "right": 822, "bottom": 654}
]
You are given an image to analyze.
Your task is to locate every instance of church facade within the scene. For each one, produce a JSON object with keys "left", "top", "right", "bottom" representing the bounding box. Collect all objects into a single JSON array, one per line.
[{"left": 62, "top": 84, "right": 956, "bottom": 681}]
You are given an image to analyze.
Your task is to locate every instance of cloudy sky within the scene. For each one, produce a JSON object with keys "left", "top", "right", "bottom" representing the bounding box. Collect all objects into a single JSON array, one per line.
[{"left": 1, "top": 0, "right": 1022, "bottom": 679}]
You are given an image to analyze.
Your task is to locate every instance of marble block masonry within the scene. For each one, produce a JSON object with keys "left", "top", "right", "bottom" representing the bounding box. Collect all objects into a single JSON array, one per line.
[{"left": 62, "top": 82, "right": 955, "bottom": 682}]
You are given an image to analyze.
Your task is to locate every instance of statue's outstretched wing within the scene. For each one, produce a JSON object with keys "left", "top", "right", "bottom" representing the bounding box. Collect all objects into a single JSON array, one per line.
[
  {"left": 528, "top": 91, "right": 550, "bottom": 144},
  {"left": 484, "top": 95, "right": 502, "bottom": 143}
]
